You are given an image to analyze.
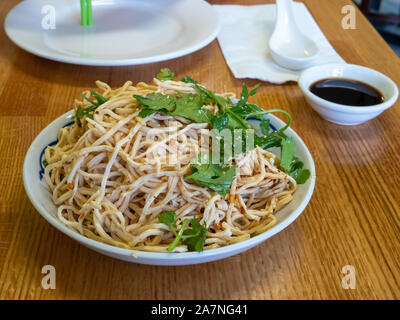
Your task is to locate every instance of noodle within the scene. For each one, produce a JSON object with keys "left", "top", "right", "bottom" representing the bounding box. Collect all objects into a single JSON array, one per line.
[{"left": 43, "top": 78, "right": 296, "bottom": 252}]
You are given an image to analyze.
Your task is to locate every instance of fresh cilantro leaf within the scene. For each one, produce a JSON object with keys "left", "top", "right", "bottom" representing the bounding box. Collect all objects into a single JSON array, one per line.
[
  {"left": 193, "top": 83, "right": 230, "bottom": 110},
  {"left": 79, "top": 91, "right": 108, "bottom": 107},
  {"left": 74, "top": 91, "right": 108, "bottom": 127},
  {"left": 256, "top": 132, "right": 309, "bottom": 184},
  {"left": 240, "top": 82, "right": 249, "bottom": 100},
  {"left": 280, "top": 136, "right": 295, "bottom": 172},
  {"left": 79, "top": 93, "right": 96, "bottom": 106},
  {"left": 290, "top": 168, "right": 311, "bottom": 184},
  {"left": 228, "top": 84, "right": 292, "bottom": 132},
  {"left": 231, "top": 102, "right": 292, "bottom": 131},
  {"left": 229, "top": 83, "right": 260, "bottom": 118},
  {"left": 159, "top": 211, "right": 188, "bottom": 252},
  {"left": 249, "top": 83, "right": 260, "bottom": 96},
  {"left": 186, "top": 161, "right": 237, "bottom": 197},
  {"left": 135, "top": 92, "right": 212, "bottom": 123},
  {"left": 74, "top": 105, "right": 96, "bottom": 127},
  {"left": 240, "top": 83, "right": 259, "bottom": 105},
  {"left": 172, "top": 94, "right": 213, "bottom": 123},
  {"left": 260, "top": 118, "right": 270, "bottom": 136},
  {"left": 156, "top": 68, "right": 175, "bottom": 81},
  {"left": 198, "top": 85, "right": 249, "bottom": 131},
  {"left": 90, "top": 91, "right": 108, "bottom": 105},
  {"left": 138, "top": 108, "right": 157, "bottom": 118},
  {"left": 230, "top": 103, "right": 267, "bottom": 120},
  {"left": 211, "top": 113, "right": 229, "bottom": 131},
  {"left": 290, "top": 156, "right": 304, "bottom": 172},
  {"left": 239, "top": 83, "right": 260, "bottom": 102},
  {"left": 134, "top": 93, "right": 176, "bottom": 113},
  {"left": 181, "top": 78, "right": 231, "bottom": 112},
  {"left": 158, "top": 211, "right": 177, "bottom": 234},
  {"left": 74, "top": 106, "right": 84, "bottom": 127},
  {"left": 181, "top": 218, "right": 207, "bottom": 252},
  {"left": 226, "top": 110, "right": 250, "bottom": 130},
  {"left": 254, "top": 131, "right": 282, "bottom": 149},
  {"left": 180, "top": 75, "right": 198, "bottom": 84},
  {"left": 158, "top": 212, "right": 206, "bottom": 252},
  {"left": 288, "top": 157, "right": 310, "bottom": 184},
  {"left": 212, "top": 110, "right": 249, "bottom": 131}
]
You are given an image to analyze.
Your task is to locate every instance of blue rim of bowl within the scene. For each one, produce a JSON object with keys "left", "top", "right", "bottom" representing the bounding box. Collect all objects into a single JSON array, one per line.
[{"left": 39, "top": 121, "right": 74, "bottom": 179}]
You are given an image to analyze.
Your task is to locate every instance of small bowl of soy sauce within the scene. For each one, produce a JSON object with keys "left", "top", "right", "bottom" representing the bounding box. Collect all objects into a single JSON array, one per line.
[{"left": 298, "top": 64, "right": 398, "bottom": 125}]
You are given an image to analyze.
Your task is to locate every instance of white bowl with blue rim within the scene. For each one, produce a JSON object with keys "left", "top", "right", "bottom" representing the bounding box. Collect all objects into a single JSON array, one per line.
[{"left": 23, "top": 111, "right": 315, "bottom": 265}]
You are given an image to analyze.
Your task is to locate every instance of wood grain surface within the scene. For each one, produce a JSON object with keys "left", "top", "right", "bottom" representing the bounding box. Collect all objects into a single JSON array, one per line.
[{"left": 0, "top": 0, "right": 400, "bottom": 300}]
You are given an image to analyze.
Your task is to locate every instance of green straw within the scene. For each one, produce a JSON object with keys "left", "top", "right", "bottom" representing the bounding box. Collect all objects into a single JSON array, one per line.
[
  {"left": 80, "top": 0, "right": 93, "bottom": 26},
  {"left": 80, "top": 0, "right": 87, "bottom": 26},
  {"left": 86, "top": 0, "right": 93, "bottom": 26}
]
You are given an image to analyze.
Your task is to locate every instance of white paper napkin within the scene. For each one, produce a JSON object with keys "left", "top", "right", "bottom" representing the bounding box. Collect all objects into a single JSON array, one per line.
[{"left": 214, "top": 3, "right": 345, "bottom": 84}]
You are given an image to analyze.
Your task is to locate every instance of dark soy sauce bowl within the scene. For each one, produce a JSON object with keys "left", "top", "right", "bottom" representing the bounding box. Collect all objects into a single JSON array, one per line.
[{"left": 298, "top": 64, "right": 398, "bottom": 125}]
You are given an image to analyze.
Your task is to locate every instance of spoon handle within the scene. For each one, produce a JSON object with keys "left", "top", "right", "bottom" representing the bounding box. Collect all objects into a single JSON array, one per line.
[{"left": 276, "top": 0, "right": 296, "bottom": 30}]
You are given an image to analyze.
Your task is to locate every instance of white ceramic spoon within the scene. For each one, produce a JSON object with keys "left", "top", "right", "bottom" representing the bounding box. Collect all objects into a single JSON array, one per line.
[{"left": 269, "top": 0, "right": 319, "bottom": 70}]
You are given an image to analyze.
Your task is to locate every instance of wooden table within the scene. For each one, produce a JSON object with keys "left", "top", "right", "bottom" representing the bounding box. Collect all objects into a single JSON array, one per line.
[{"left": 0, "top": 0, "right": 399, "bottom": 300}]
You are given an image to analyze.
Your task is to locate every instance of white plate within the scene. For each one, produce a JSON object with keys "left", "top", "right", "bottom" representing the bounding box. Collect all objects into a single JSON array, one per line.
[
  {"left": 4, "top": 0, "right": 220, "bottom": 66},
  {"left": 23, "top": 110, "right": 315, "bottom": 265}
]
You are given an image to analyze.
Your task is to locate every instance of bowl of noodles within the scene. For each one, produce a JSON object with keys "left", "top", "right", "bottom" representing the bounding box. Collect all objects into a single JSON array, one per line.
[{"left": 23, "top": 70, "right": 315, "bottom": 265}]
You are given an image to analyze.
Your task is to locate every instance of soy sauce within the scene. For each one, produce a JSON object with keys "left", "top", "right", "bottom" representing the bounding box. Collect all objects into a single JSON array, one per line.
[{"left": 310, "top": 78, "right": 384, "bottom": 106}]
